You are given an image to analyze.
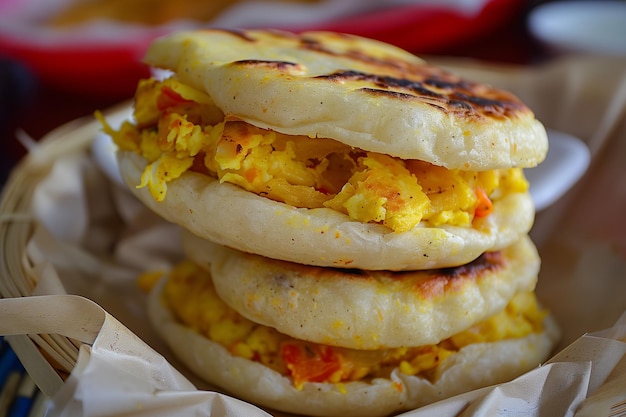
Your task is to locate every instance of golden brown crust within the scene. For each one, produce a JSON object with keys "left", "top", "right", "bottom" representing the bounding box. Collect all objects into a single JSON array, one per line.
[
  {"left": 217, "top": 30, "right": 527, "bottom": 123},
  {"left": 313, "top": 68, "right": 530, "bottom": 122}
]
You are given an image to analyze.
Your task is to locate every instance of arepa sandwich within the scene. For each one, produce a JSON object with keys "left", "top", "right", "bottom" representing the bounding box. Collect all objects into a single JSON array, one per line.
[
  {"left": 103, "top": 29, "right": 548, "bottom": 271},
  {"left": 145, "top": 232, "right": 559, "bottom": 417},
  {"left": 99, "top": 28, "right": 559, "bottom": 416}
]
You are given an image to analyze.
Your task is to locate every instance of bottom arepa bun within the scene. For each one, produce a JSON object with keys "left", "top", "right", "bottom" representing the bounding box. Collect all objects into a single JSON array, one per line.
[{"left": 147, "top": 261, "right": 560, "bottom": 417}]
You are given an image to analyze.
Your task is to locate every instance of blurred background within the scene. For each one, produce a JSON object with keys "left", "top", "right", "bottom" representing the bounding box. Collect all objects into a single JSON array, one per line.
[
  {"left": 1, "top": 2, "right": 625, "bottom": 415},
  {"left": 1, "top": 0, "right": 625, "bottom": 185}
]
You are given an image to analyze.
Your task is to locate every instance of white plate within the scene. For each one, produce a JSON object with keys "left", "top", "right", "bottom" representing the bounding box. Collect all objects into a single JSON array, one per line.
[
  {"left": 92, "top": 110, "right": 590, "bottom": 212},
  {"left": 526, "top": 129, "right": 590, "bottom": 211},
  {"left": 528, "top": 1, "right": 626, "bottom": 55}
]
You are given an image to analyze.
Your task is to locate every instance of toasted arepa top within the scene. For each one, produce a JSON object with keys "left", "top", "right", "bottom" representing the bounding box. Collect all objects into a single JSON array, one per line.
[{"left": 144, "top": 29, "right": 548, "bottom": 170}]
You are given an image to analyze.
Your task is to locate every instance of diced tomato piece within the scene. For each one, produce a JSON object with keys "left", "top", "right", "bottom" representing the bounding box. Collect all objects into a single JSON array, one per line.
[
  {"left": 157, "top": 85, "right": 193, "bottom": 111},
  {"left": 281, "top": 342, "right": 342, "bottom": 388},
  {"left": 474, "top": 186, "right": 493, "bottom": 218}
]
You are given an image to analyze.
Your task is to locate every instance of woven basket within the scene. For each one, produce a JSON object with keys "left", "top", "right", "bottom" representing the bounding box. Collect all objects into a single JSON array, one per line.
[{"left": 0, "top": 106, "right": 126, "bottom": 397}]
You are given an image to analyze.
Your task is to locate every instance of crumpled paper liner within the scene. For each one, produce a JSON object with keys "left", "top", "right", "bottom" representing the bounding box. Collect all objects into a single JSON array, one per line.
[
  {"left": 1, "top": 296, "right": 624, "bottom": 417},
  {"left": 2, "top": 54, "right": 626, "bottom": 416},
  {"left": 402, "top": 311, "right": 626, "bottom": 417},
  {"left": 0, "top": 295, "right": 272, "bottom": 417}
]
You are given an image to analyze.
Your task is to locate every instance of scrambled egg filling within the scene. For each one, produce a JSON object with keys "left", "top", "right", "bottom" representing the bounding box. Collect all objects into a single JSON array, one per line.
[
  {"left": 103, "top": 77, "right": 529, "bottom": 232},
  {"left": 159, "top": 261, "right": 547, "bottom": 389}
]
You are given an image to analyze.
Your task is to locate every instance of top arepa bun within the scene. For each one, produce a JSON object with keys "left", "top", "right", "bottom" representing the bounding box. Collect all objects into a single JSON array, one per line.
[{"left": 144, "top": 29, "right": 548, "bottom": 170}]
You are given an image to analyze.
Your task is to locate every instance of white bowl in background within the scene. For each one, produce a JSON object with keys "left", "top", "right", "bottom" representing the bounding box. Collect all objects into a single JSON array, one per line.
[
  {"left": 525, "top": 129, "right": 590, "bottom": 211},
  {"left": 528, "top": 1, "right": 626, "bottom": 55}
]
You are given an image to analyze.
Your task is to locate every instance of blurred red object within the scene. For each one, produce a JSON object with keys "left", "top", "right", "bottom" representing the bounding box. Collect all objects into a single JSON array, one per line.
[
  {"left": 0, "top": 0, "right": 526, "bottom": 99},
  {"left": 291, "top": 0, "right": 526, "bottom": 55},
  {"left": 0, "top": 42, "right": 151, "bottom": 98}
]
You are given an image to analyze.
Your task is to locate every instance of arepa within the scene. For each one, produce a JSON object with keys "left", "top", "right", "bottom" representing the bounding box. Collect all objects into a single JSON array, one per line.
[{"left": 183, "top": 230, "right": 540, "bottom": 349}]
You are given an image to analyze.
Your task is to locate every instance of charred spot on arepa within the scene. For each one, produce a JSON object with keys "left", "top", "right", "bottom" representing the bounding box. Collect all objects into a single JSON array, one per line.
[
  {"left": 214, "top": 28, "right": 258, "bottom": 42},
  {"left": 231, "top": 59, "right": 304, "bottom": 74},
  {"left": 407, "top": 250, "right": 506, "bottom": 299},
  {"left": 281, "top": 250, "right": 506, "bottom": 295},
  {"left": 316, "top": 69, "right": 528, "bottom": 120},
  {"left": 299, "top": 34, "right": 422, "bottom": 73},
  {"left": 437, "top": 250, "right": 505, "bottom": 279},
  {"left": 378, "top": 251, "right": 507, "bottom": 299},
  {"left": 358, "top": 88, "right": 416, "bottom": 101}
]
